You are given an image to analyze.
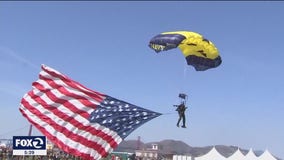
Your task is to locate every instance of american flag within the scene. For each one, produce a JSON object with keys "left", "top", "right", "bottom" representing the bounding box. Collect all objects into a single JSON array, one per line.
[{"left": 19, "top": 64, "right": 161, "bottom": 160}]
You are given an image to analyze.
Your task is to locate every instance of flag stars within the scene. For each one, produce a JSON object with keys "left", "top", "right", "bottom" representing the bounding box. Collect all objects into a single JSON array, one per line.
[
  {"left": 128, "top": 125, "right": 133, "bottom": 129},
  {"left": 89, "top": 96, "right": 161, "bottom": 139}
]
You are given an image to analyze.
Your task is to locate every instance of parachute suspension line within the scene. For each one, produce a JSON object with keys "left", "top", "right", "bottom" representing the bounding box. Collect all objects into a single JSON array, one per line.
[
  {"left": 178, "top": 60, "right": 188, "bottom": 106},
  {"left": 179, "top": 60, "right": 188, "bottom": 97},
  {"left": 183, "top": 60, "right": 188, "bottom": 85},
  {"left": 161, "top": 112, "right": 177, "bottom": 115}
]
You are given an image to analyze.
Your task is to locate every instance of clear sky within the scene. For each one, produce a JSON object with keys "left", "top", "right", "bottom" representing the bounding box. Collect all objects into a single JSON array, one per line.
[{"left": 0, "top": 1, "right": 283, "bottom": 159}]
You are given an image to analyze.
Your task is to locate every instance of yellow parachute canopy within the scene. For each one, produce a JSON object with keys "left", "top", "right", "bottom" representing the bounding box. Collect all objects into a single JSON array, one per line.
[{"left": 149, "top": 31, "right": 222, "bottom": 71}]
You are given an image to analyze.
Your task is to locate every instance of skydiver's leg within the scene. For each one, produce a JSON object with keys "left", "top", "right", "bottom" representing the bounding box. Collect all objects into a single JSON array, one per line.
[
  {"left": 177, "top": 117, "right": 181, "bottom": 127},
  {"left": 182, "top": 114, "right": 186, "bottom": 128},
  {"left": 177, "top": 114, "right": 182, "bottom": 127}
]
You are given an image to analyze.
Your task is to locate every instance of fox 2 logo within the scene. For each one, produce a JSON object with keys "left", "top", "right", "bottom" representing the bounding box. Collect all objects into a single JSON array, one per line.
[{"left": 13, "top": 136, "right": 46, "bottom": 150}]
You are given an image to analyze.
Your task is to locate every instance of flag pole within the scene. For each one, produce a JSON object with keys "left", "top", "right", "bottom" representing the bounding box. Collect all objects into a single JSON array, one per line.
[{"left": 28, "top": 124, "right": 32, "bottom": 136}]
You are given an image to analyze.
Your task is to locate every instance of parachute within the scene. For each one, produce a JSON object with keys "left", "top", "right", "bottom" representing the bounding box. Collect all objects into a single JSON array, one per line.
[{"left": 149, "top": 31, "right": 222, "bottom": 71}]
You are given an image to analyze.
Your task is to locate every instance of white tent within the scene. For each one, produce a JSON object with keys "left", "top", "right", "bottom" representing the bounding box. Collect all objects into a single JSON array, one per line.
[
  {"left": 227, "top": 148, "right": 245, "bottom": 160},
  {"left": 173, "top": 155, "right": 192, "bottom": 160},
  {"left": 243, "top": 148, "right": 258, "bottom": 160},
  {"left": 0, "top": 143, "right": 6, "bottom": 148},
  {"left": 195, "top": 147, "right": 227, "bottom": 160},
  {"left": 258, "top": 150, "right": 277, "bottom": 160}
]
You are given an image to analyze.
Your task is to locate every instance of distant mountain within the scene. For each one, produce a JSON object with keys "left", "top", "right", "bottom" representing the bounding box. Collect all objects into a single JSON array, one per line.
[
  {"left": 114, "top": 140, "right": 145, "bottom": 153},
  {"left": 114, "top": 139, "right": 281, "bottom": 160}
]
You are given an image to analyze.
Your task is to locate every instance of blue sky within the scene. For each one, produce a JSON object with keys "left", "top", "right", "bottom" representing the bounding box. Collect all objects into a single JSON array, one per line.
[{"left": 0, "top": 1, "right": 283, "bottom": 158}]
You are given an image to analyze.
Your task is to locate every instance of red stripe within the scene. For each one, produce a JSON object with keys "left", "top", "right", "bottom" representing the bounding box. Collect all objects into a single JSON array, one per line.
[
  {"left": 30, "top": 82, "right": 119, "bottom": 148},
  {"left": 19, "top": 109, "right": 97, "bottom": 159},
  {"left": 20, "top": 97, "right": 110, "bottom": 158}
]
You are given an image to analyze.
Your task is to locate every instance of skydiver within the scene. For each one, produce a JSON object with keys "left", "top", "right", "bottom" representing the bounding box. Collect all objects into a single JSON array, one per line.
[{"left": 175, "top": 102, "right": 187, "bottom": 128}]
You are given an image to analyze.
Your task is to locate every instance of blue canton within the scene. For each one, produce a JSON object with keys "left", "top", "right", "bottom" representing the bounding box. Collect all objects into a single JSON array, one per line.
[{"left": 89, "top": 96, "right": 161, "bottom": 139}]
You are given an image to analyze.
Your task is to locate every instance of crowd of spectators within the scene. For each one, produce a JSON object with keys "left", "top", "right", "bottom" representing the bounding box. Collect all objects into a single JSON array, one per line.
[{"left": 0, "top": 146, "right": 82, "bottom": 160}]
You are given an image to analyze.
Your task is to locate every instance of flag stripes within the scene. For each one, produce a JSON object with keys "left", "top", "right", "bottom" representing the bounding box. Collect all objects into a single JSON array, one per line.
[
  {"left": 19, "top": 64, "right": 161, "bottom": 160},
  {"left": 20, "top": 65, "right": 122, "bottom": 159}
]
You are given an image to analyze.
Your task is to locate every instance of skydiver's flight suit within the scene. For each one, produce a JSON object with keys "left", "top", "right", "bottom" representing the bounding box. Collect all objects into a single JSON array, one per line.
[{"left": 176, "top": 103, "right": 187, "bottom": 128}]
